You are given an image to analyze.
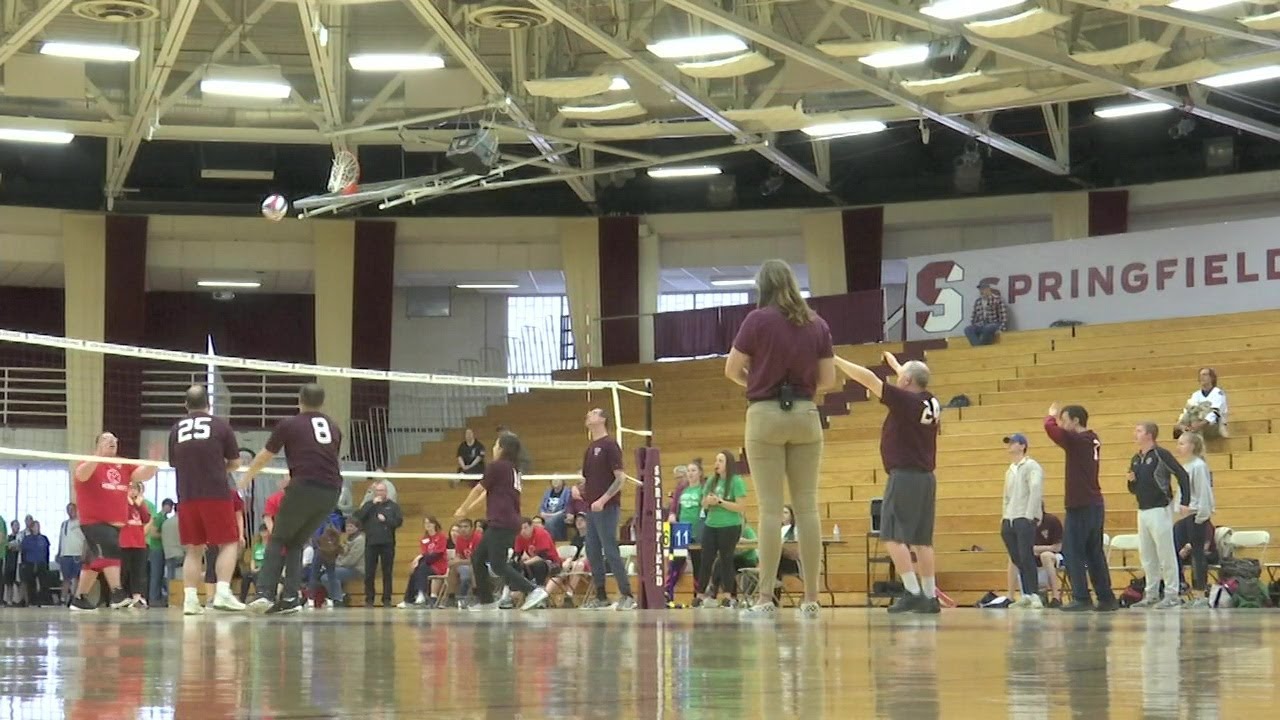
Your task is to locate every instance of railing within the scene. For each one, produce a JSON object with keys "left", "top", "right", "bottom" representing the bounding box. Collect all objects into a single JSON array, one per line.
[{"left": 0, "top": 367, "right": 66, "bottom": 425}]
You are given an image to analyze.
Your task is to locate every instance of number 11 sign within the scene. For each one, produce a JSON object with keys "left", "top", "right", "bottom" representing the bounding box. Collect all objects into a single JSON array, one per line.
[{"left": 665, "top": 522, "right": 693, "bottom": 550}]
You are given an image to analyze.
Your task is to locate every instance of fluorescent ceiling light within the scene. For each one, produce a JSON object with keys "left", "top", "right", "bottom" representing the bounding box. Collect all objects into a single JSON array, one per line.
[
  {"left": 200, "top": 168, "right": 275, "bottom": 180},
  {"left": 40, "top": 41, "right": 139, "bottom": 63},
  {"left": 456, "top": 283, "right": 519, "bottom": 290},
  {"left": 609, "top": 76, "right": 631, "bottom": 91},
  {"left": 920, "top": 0, "right": 1023, "bottom": 20},
  {"left": 646, "top": 35, "right": 748, "bottom": 59},
  {"left": 197, "top": 280, "right": 262, "bottom": 289},
  {"left": 1198, "top": 65, "right": 1280, "bottom": 88},
  {"left": 201, "top": 78, "right": 291, "bottom": 99},
  {"left": 0, "top": 128, "right": 74, "bottom": 144},
  {"left": 802, "top": 120, "right": 887, "bottom": 138},
  {"left": 859, "top": 45, "right": 930, "bottom": 69},
  {"left": 1166, "top": 0, "right": 1237, "bottom": 11},
  {"left": 348, "top": 53, "right": 445, "bottom": 72},
  {"left": 710, "top": 278, "right": 756, "bottom": 287},
  {"left": 647, "top": 166, "right": 722, "bottom": 178},
  {"left": 558, "top": 101, "right": 640, "bottom": 114},
  {"left": 1093, "top": 101, "right": 1174, "bottom": 119}
]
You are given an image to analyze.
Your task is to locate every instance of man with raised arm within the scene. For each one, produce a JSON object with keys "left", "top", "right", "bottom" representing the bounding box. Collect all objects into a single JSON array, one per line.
[
  {"left": 239, "top": 383, "right": 344, "bottom": 615},
  {"left": 835, "top": 352, "right": 942, "bottom": 614}
]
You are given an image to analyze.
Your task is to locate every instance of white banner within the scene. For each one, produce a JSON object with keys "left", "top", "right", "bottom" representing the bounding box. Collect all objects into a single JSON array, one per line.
[{"left": 905, "top": 216, "right": 1280, "bottom": 340}]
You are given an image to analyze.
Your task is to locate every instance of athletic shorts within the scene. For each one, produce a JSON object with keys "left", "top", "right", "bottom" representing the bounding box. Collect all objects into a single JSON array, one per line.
[
  {"left": 81, "top": 523, "right": 122, "bottom": 563},
  {"left": 880, "top": 469, "right": 937, "bottom": 546},
  {"left": 179, "top": 498, "right": 240, "bottom": 547}
]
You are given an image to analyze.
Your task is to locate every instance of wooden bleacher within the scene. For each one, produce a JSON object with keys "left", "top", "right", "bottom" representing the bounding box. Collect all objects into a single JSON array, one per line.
[{"left": 369, "top": 308, "right": 1280, "bottom": 608}]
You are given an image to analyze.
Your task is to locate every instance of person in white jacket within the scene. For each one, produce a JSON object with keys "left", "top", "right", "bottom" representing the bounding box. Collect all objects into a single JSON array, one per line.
[
  {"left": 1175, "top": 368, "right": 1228, "bottom": 439},
  {"left": 999, "top": 433, "right": 1045, "bottom": 608},
  {"left": 1173, "top": 431, "right": 1215, "bottom": 607}
]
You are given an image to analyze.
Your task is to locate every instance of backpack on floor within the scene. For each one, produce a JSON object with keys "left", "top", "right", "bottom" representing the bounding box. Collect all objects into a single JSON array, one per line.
[
  {"left": 1234, "top": 578, "right": 1271, "bottom": 608},
  {"left": 1209, "top": 580, "right": 1237, "bottom": 608},
  {"left": 1219, "top": 557, "right": 1261, "bottom": 580},
  {"left": 1119, "top": 577, "right": 1145, "bottom": 607}
]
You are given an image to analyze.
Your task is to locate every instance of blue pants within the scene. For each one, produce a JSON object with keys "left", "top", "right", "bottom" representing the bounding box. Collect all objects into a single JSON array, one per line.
[
  {"left": 964, "top": 323, "right": 1001, "bottom": 346},
  {"left": 147, "top": 548, "right": 168, "bottom": 604},
  {"left": 585, "top": 503, "right": 632, "bottom": 599},
  {"left": 1063, "top": 504, "right": 1115, "bottom": 603}
]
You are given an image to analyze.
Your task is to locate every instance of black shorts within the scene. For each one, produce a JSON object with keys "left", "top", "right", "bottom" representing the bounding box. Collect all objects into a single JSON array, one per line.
[
  {"left": 880, "top": 469, "right": 937, "bottom": 546},
  {"left": 81, "top": 523, "right": 122, "bottom": 563}
]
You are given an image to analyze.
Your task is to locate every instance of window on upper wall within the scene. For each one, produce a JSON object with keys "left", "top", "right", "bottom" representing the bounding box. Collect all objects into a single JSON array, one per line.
[
  {"left": 506, "top": 295, "right": 573, "bottom": 383},
  {"left": 657, "top": 292, "right": 751, "bottom": 313}
]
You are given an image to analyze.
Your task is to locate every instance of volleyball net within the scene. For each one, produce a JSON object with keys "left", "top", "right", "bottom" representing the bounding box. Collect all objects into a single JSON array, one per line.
[{"left": 0, "top": 329, "right": 668, "bottom": 608}]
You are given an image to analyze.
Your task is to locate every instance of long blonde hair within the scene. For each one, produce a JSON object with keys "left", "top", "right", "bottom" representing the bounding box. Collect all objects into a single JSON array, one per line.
[{"left": 756, "top": 259, "right": 812, "bottom": 326}]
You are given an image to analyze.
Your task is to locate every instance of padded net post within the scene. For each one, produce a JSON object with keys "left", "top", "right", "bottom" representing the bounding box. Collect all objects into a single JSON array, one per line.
[{"left": 634, "top": 445, "right": 663, "bottom": 609}]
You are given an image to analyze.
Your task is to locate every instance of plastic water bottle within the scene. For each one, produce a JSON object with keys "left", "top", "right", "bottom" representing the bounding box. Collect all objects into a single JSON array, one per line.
[{"left": 832, "top": 523, "right": 841, "bottom": 541}]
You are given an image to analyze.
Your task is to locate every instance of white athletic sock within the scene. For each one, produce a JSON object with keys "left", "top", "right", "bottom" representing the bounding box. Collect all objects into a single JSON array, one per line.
[
  {"left": 922, "top": 576, "right": 936, "bottom": 598},
  {"left": 184, "top": 587, "right": 198, "bottom": 602},
  {"left": 901, "top": 572, "right": 920, "bottom": 594},
  {"left": 216, "top": 581, "right": 232, "bottom": 595}
]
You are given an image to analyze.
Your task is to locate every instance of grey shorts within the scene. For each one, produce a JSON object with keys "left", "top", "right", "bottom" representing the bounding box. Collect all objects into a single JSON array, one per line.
[{"left": 880, "top": 469, "right": 937, "bottom": 546}]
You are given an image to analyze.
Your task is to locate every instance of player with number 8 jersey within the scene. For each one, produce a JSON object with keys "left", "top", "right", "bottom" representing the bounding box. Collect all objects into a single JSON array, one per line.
[{"left": 239, "top": 383, "right": 344, "bottom": 615}]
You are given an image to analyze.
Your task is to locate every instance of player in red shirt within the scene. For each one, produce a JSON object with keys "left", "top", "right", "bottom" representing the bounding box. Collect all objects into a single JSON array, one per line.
[
  {"left": 513, "top": 518, "right": 561, "bottom": 588},
  {"left": 263, "top": 483, "right": 286, "bottom": 535},
  {"left": 70, "top": 432, "right": 159, "bottom": 612},
  {"left": 444, "top": 518, "right": 482, "bottom": 606},
  {"left": 397, "top": 516, "right": 449, "bottom": 608},
  {"left": 119, "top": 483, "right": 152, "bottom": 607}
]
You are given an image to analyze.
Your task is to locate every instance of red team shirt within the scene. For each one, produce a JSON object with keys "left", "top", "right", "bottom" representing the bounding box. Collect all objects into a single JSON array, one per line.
[
  {"left": 264, "top": 490, "right": 284, "bottom": 519},
  {"left": 453, "top": 530, "right": 483, "bottom": 559},
  {"left": 119, "top": 501, "right": 151, "bottom": 548},
  {"left": 420, "top": 532, "right": 449, "bottom": 575},
  {"left": 514, "top": 525, "right": 560, "bottom": 564},
  {"left": 76, "top": 463, "right": 137, "bottom": 526}
]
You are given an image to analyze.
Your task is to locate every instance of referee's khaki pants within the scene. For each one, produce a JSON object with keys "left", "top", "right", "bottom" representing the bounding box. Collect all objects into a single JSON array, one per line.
[{"left": 745, "top": 399, "right": 824, "bottom": 602}]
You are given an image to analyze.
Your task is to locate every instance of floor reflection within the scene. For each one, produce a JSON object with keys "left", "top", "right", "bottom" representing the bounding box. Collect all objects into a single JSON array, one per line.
[{"left": 0, "top": 608, "right": 1277, "bottom": 718}]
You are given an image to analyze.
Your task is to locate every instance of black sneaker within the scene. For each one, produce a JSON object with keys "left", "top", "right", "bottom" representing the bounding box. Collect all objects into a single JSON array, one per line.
[
  {"left": 914, "top": 597, "right": 942, "bottom": 614},
  {"left": 1048, "top": 598, "right": 1062, "bottom": 609},
  {"left": 1059, "top": 600, "right": 1093, "bottom": 612},
  {"left": 265, "top": 597, "right": 303, "bottom": 615},
  {"left": 1093, "top": 598, "right": 1119, "bottom": 612},
  {"left": 69, "top": 595, "right": 97, "bottom": 612},
  {"left": 887, "top": 593, "right": 924, "bottom": 614},
  {"left": 108, "top": 589, "right": 132, "bottom": 609}
]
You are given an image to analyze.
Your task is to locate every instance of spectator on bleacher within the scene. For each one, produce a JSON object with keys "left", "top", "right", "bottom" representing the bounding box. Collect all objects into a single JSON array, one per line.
[
  {"left": 399, "top": 516, "right": 449, "bottom": 608},
  {"left": 308, "top": 516, "right": 344, "bottom": 609},
  {"left": 999, "top": 433, "right": 1045, "bottom": 609},
  {"left": 963, "top": 280, "right": 1007, "bottom": 347},
  {"left": 1045, "top": 403, "right": 1117, "bottom": 612},
  {"left": 726, "top": 258, "right": 833, "bottom": 618},
  {"left": 547, "top": 513, "right": 590, "bottom": 607},
  {"left": 120, "top": 483, "right": 152, "bottom": 608},
  {"left": 360, "top": 477, "right": 398, "bottom": 505},
  {"left": 145, "top": 499, "right": 172, "bottom": 606},
  {"left": 456, "top": 428, "right": 486, "bottom": 486},
  {"left": 444, "top": 518, "right": 481, "bottom": 607},
  {"left": 240, "top": 524, "right": 269, "bottom": 602},
  {"left": 539, "top": 478, "right": 573, "bottom": 541},
  {"left": 1173, "top": 431, "right": 1215, "bottom": 607},
  {"left": 1174, "top": 368, "right": 1228, "bottom": 440},
  {"left": 666, "top": 464, "right": 688, "bottom": 513},
  {"left": 1005, "top": 510, "right": 1064, "bottom": 608},
  {"left": 58, "top": 503, "right": 83, "bottom": 608},
  {"left": 695, "top": 450, "right": 749, "bottom": 609},
  {"left": 356, "top": 481, "right": 403, "bottom": 608},
  {"left": 777, "top": 504, "right": 802, "bottom": 580},
  {"left": 332, "top": 519, "right": 366, "bottom": 605},
  {"left": 19, "top": 521, "right": 50, "bottom": 607},
  {"left": 513, "top": 518, "right": 561, "bottom": 590},
  {"left": 1127, "top": 422, "right": 1190, "bottom": 609},
  {"left": 664, "top": 458, "right": 704, "bottom": 602}
]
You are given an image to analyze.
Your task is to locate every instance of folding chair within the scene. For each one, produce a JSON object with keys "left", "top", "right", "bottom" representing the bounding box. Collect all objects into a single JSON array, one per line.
[
  {"left": 1106, "top": 533, "right": 1142, "bottom": 578},
  {"left": 1229, "top": 530, "right": 1273, "bottom": 580}
]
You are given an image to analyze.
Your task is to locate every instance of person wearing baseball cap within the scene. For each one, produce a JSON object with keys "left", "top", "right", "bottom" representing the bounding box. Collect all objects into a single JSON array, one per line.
[
  {"left": 964, "top": 279, "right": 1008, "bottom": 347},
  {"left": 999, "top": 433, "right": 1044, "bottom": 608}
]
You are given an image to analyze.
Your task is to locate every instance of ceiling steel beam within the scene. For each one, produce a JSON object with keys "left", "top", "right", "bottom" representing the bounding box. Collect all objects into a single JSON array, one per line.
[
  {"left": 1065, "top": 0, "right": 1280, "bottom": 51},
  {"left": 400, "top": 0, "right": 596, "bottom": 206},
  {"left": 297, "top": 0, "right": 344, "bottom": 139},
  {"left": 0, "top": 0, "right": 71, "bottom": 67},
  {"left": 751, "top": 0, "right": 846, "bottom": 109},
  {"left": 158, "top": 0, "right": 276, "bottom": 116},
  {"left": 526, "top": 0, "right": 835, "bottom": 196},
  {"left": 105, "top": 0, "right": 201, "bottom": 206},
  {"left": 665, "top": 0, "right": 1069, "bottom": 176},
  {"left": 836, "top": 0, "right": 1280, "bottom": 143}
]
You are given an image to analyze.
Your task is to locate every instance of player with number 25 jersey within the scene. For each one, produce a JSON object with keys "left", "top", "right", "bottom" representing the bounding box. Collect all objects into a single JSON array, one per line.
[{"left": 168, "top": 386, "right": 241, "bottom": 546}]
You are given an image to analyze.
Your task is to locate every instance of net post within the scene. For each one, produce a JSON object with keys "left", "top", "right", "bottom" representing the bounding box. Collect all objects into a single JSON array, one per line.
[
  {"left": 644, "top": 378, "right": 653, "bottom": 448},
  {"left": 634, "top": 445, "right": 663, "bottom": 609}
]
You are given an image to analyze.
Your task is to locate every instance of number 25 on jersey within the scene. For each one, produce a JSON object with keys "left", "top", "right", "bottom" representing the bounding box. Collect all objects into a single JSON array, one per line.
[{"left": 176, "top": 417, "right": 211, "bottom": 443}]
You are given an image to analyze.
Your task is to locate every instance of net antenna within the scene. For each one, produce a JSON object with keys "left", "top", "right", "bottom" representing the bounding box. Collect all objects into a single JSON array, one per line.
[{"left": 328, "top": 148, "right": 360, "bottom": 195}]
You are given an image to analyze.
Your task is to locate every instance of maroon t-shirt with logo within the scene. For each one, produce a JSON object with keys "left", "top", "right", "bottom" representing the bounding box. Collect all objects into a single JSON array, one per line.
[
  {"left": 1037, "top": 513, "right": 1063, "bottom": 546},
  {"left": 581, "top": 436, "right": 624, "bottom": 508},
  {"left": 731, "top": 306, "right": 834, "bottom": 401},
  {"left": 265, "top": 411, "right": 343, "bottom": 489},
  {"left": 168, "top": 411, "right": 239, "bottom": 501},
  {"left": 879, "top": 383, "right": 941, "bottom": 473},
  {"left": 481, "top": 459, "right": 523, "bottom": 531}
]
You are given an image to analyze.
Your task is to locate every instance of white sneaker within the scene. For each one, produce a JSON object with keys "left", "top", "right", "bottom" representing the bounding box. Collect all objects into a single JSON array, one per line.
[
  {"left": 247, "top": 597, "right": 273, "bottom": 614},
  {"left": 415, "top": 592, "right": 426, "bottom": 605},
  {"left": 468, "top": 601, "right": 501, "bottom": 612},
  {"left": 324, "top": 598, "right": 334, "bottom": 609},
  {"left": 698, "top": 597, "right": 721, "bottom": 609},
  {"left": 1130, "top": 596, "right": 1159, "bottom": 609},
  {"left": 1028, "top": 594, "right": 1044, "bottom": 610},
  {"left": 614, "top": 595, "right": 637, "bottom": 611},
  {"left": 212, "top": 590, "right": 246, "bottom": 612},
  {"left": 133, "top": 597, "right": 148, "bottom": 609},
  {"left": 798, "top": 602, "right": 821, "bottom": 620},
  {"left": 521, "top": 588, "right": 550, "bottom": 611},
  {"left": 742, "top": 602, "right": 777, "bottom": 618},
  {"left": 183, "top": 597, "right": 205, "bottom": 616},
  {"left": 396, "top": 601, "right": 411, "bottom": 609},
  {"left": 1154, "top": 597, "right": 1182, "bottom": 610},
  {"left": 1012, "top": 596, "right": 1032, "bottom": 609}
]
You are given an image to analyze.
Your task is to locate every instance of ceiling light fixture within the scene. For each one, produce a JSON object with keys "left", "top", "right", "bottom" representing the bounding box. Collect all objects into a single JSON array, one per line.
[
  {"left": 201, "top": 78, "right": 291, "bottom": 99},
  {"left": 609, "top": 76, "right": 631, "bottom": 91},
  {"left": 348, "top": 53, "right": 445, "bottom": 72},
  {"left": 709, "top": 278, "right": 756, "bottom": 287},
  {"left": 197, "top": 280, "right": 262, "bottom": 289},
  {"left": 859, "top": 44, "right": 931, "bottom": 69},
  {"left": 1198, "top": 65, "right": 1280, "bottom": 88},
  {"left": 801, "top": 120, "right": 888, "bottom": 138},
  {"left": 647, "top": 166, "right": 722, "bottom": 178},
  {"left": 1166, "top": 0, "right": 1238, "bottom": 11},
  {"left": 456, "top": 283, "right": 519, "bottom": 290},
  {"left": 0, "top": 128, "right": 75, "bottom": 144},
  {"left": 646, "top": 35, "right": 748, "bottom": 59},
  {"left": 920, "top": 0, "right": 1024, "bottom": 20},
  {"left": 1093, "top": 101, "right": 1174, "bottom": 119},
  {"left": 558, "top": 101, "right": 640, "bottom": 114},
  {"left": 40, "top": 41, "right": 140, "bottom": 63}
]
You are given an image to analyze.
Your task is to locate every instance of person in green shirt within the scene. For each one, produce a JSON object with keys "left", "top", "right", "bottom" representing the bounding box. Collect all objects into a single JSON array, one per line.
[
  {"left": 663, "top": 459, "right": 705, "bottom": 602},
  {"left": 239, "top": 524, "right": 270, "bottom": 603},
  {"left": 696, "top": 450, "right": 748, "bottom": 608}
]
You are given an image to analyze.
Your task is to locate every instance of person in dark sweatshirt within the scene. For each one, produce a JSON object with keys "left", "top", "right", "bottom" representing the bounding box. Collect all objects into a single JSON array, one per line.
[
  {"left": 1127, "top": 422, "right": 1190, "bottom": 610},
  {"left": 1045, "top": 404, "right": 1117, "bottom": 612},
  {"left": 355, "top": 482, "right": 403, "bottom": 607},
  {"left": 20, "top": 521, "right": 51, "bottom": 607}
]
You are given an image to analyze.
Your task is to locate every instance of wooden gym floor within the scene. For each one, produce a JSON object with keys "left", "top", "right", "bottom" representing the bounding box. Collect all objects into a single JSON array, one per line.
[{"left": 0, "top": 607, "right": 1276, "bottom": 718}]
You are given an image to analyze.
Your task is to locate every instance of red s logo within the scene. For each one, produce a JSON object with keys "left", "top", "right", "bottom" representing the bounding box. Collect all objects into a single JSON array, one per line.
[{"left": 915, "top": 261, "right": 965, "bottom": 333}]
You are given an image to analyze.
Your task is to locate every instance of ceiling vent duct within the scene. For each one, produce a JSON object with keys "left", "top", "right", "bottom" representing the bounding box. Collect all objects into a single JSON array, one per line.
[
  {"left": 72, "top": 1, "right": 159, "bottom": 23},
  {"left": 467, "top": 3, "right": 553, "bottom": 30}
]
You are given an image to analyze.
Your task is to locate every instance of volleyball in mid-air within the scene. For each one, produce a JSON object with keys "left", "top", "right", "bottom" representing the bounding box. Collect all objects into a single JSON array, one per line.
[{"left": 261, "top": 193, "right": 289, "bottom": 221}]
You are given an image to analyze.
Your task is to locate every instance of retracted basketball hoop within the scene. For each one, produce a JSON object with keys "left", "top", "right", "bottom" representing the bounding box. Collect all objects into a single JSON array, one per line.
[{"left": 328, "top": 149, "right": 360, "bottom": 196}]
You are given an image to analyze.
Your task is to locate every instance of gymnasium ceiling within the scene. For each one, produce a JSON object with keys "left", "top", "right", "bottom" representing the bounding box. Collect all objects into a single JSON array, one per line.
[{"left": 2, "top": 0, "right": 1280, "bottom": 216}]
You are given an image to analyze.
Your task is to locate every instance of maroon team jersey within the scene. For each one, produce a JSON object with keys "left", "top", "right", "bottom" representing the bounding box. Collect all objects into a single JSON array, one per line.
[
  {"left": 581, "top": 435, "right": 624, "bottom": 507},
  {"left": 168, "top": 411, "right": 239, "bottom": 501},
  {"left": 265, "top": 411, "right": 343, "bottom": 489},
  {"left": 481, "top": 459, "right": 523, "bottom": 531},
  {"left": 879, "top": 383, "right": 941, "bottom": 473},
  {"left": 1044, "top": 417, "right": 1103, "bottom": 509}
]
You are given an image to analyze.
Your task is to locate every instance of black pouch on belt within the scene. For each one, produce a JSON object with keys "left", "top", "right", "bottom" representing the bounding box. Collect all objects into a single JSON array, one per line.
[{"left": 778, "top": 382, "right": 796, "bottom": 412}]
